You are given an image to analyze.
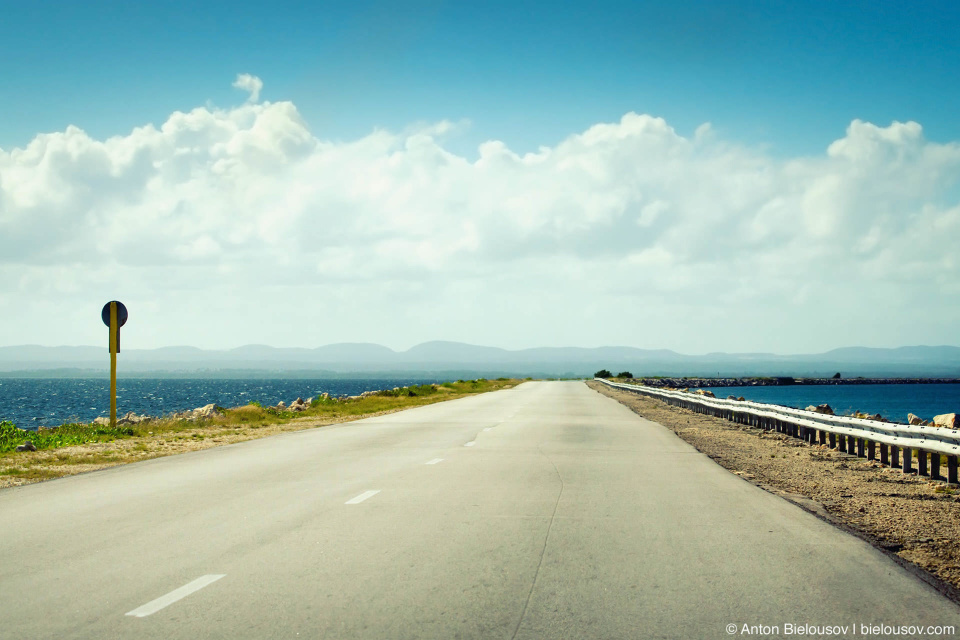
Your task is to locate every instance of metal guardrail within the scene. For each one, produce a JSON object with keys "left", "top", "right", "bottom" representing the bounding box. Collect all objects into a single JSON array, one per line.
[{"left": 596, "top": 378, "right": 960, "bottom": 483}]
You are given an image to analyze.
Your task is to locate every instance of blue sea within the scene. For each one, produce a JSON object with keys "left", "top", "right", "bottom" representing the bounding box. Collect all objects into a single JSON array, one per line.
[
  {"left": 0, "top": 377, "right": 450, "bottom": 430},
  {"left": 702, "top": 383, "right": 960, "bottom": 424}
]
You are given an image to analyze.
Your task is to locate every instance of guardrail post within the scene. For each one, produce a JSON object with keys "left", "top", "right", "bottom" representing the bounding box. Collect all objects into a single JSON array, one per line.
[
  {"left": 918, "top": 450, "right": 928, "bottom": 477},
  {"left": 848, "top": 436, "right": 857, "bottom": 456},
  {"left": 829, "top": 433, "right": 837, "bottom": 449},
  {"left": 837, "top": 434, "right": 845, "bottom": 450},
  {"left": 932, "top": 454, "right": 941, "bottom": 480},
  {"left": 948, "top": 456, "right": 958, "bottom": 484},
  {"left": 891, "top": 446, "right": 900, "bottom": 467},
  {"left": 856, "top": 438, "right": 864, "bottom": 458},
  {"left": 902, "top": 447, "right": 913, "bottom": 474},
  {"left": 819, "top": 430, "right": 827, "bottom": 446},
  {"left": 880, "top": 444, "right": 888, "bottom": 465},
  {"left": 867, "top": 441, "right": 876, "bottom": 461}
]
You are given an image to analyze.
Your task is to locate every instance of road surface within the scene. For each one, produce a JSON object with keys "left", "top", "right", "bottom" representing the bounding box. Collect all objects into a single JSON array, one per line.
[{"left": 2, "top": 381, "right": 958, "bottom": 639}]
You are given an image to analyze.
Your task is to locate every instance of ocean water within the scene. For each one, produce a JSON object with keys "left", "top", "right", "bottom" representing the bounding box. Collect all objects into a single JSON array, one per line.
[
  {"left": 702, "top": 383, "right": 960, "bottom": 424},
  {"left": 0, "top": 377, "right": 449, "bottom": 429}
]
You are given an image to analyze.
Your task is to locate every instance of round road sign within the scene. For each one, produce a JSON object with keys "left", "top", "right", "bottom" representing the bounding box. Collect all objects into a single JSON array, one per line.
[{"left": 101, "top": 301, "right": 128, "bottom": 327}]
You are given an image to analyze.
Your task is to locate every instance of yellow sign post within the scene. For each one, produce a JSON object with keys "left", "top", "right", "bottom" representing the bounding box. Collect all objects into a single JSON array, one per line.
[{"left": 101, "top": 301, "right": 128, "bottom": 429}]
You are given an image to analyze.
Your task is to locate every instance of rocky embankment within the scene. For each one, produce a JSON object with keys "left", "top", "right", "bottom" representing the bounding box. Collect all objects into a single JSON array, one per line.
[
  {"left": 90, "top": 386, "right": 426, "bottom": 426},
  {"left": 93, "top": 403, "right": 224, "bottom": 425},
  {"left": 626, "top": 376, "right": 960, "bottom": 388}
]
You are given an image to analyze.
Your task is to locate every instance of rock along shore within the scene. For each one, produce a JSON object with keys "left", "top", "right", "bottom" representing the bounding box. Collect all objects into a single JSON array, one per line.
[
  {"left": 89, "top": 386, "right": 421, "bottom": 426},
  {"left": 626, "top": 376, "right": 960, "bottom": 388}
]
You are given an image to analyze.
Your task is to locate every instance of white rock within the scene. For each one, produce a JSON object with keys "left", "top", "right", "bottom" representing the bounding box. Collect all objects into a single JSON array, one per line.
[
  {"left": 933, "top": 413, "right": 959, "bottom": 429},
  {"left": 192, "top": 403, "right": 222, "bottom": 419},
  {"left": 805, "top": 404, "right": 834, "bottom": 415},
  {"left": 118, "top": 411, "right": 151, "bottom": 425}
]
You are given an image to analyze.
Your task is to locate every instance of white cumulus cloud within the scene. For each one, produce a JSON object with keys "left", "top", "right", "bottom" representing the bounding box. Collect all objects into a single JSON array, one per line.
[
  {"left": 232, "top": 73, "right": 263, "bottom": 102},
  {"left": 1, "top": 80, "right": 959, "bottom": 352}
]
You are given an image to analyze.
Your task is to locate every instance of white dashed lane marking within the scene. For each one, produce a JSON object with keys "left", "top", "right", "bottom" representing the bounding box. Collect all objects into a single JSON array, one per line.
[
  {"left": 125, "top": 574, "right": 225, "bottom": 618},
  {"left": 464, "top": 441, "right": 475, "bottom": 447},
  {"left": 426, "top": 458, "right": 444, "bottom": 465},
  {"left": 345, "top": 490, "right": 381, "bottom": 504}
]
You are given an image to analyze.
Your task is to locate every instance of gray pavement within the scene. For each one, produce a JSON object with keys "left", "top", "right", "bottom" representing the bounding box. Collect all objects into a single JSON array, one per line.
[{"left": 1, "top": 381, "right": 959, "bottom": 639}]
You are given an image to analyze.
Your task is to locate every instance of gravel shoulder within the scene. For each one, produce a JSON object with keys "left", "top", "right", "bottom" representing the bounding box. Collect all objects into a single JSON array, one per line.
[
  {"left": 589, "top": 381, "right": 960, "bottom": 597},
  {"left": 0, "top": 411, "right": 398, "bottom": 490}
]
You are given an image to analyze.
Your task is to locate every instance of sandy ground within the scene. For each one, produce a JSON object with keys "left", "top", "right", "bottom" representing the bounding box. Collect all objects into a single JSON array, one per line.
[{"left": 589, "top": 381, "right": 960, "bottom": 597}]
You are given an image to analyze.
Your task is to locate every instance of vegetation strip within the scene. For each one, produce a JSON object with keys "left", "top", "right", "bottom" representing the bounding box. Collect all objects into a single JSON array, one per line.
[
  {"left": 0, "top": 378, "right": 518, "bottom": 489},
  {"left": 589, "top": 380, "right": 960, "bottom": 597}
]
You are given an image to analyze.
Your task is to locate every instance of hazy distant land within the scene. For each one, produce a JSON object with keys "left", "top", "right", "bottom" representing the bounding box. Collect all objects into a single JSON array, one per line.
[{"left": 1, "top": 342, "right": 959, "bottom": 379}]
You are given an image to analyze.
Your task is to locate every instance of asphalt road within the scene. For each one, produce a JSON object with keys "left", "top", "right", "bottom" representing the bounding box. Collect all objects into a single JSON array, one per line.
[{"left": 2, "top": 381, "right": 959, "bottom": 639}]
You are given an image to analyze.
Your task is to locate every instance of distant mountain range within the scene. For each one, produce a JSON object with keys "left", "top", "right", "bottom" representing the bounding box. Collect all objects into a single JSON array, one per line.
[{"left": 1, "top": 342, "right": 959, "bottom": 378}]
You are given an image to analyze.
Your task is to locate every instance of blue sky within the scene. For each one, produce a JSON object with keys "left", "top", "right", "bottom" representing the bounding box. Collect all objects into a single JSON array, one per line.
[
  {"left": 1, "top": 1, "right": 959, "bottom": 353},
  {"left": 3, "top": 0, "right": 959, "bottom": 157}
]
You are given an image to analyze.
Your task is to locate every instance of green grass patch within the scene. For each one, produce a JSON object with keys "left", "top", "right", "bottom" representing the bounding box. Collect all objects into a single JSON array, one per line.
[
  {"left": 0, "top": 466, "right": 64, "bottom": 481},
  {"left": 50, "top": 451, "right": 124, "bottom": 465},
  {"left": 0, "top": 420, "right": 138, "bottom": 453},
  {"left": 215, "top": 378, "right": 518, "bottom": 426}
]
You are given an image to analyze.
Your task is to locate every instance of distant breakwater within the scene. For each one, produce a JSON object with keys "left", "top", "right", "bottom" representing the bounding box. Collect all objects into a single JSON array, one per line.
[{"left": 630, "top": 377, "right": 960, "bottom": 388}]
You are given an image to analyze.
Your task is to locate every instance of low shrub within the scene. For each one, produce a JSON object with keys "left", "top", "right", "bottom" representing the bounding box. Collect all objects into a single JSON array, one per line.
[
  {"left": 229, "top": 405, "right": 267, "bottom": 423},
  {"left": 0, "top": 420, "right": 137, "bottom": 453}
]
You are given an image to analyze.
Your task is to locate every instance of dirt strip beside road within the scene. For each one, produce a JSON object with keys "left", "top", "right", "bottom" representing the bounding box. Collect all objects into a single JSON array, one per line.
[{"left": 589, "top": 381, "right": 960, "bottom": 596}]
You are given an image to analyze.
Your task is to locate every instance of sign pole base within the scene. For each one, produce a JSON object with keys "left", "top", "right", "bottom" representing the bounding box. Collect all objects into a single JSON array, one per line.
[{"left": 110, "top": 350, "right": 117, "bottom": 428}]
